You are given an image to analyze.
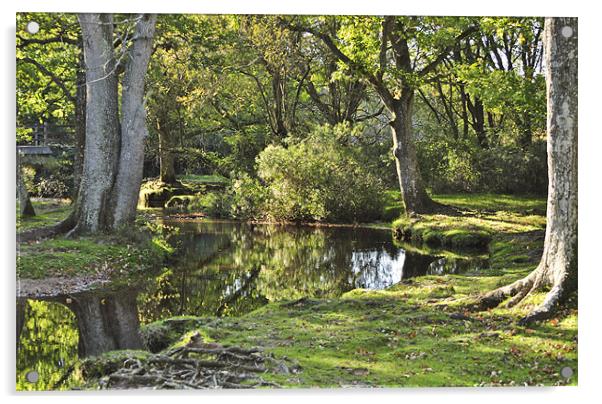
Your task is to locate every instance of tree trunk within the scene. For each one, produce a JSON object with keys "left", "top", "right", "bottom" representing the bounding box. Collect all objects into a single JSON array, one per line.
[
  {"left": 72, "top": 35, "right": 86, "bottom": 202},
  {"left": 157, "top": 117, "right": 177, "bottom": 184},
  {"left": 73, "top": 13, "right": 120, "bottom": 233},
  {"left": 518, "top": 112, "right": 533, "bottom": 147},
  {"left": 17, "top": 164, "right": 36, "bottom": 217},
  {"left": 17, "top": 14, "right": 156, "bottom": 240},
  {"left": 111, "top": 14, "right": 157, "bottom": 227},
  {"left": 390, "top": 92, "right": 434, "bottom": 214},
  {"left": 475, "top": 17, "right": 577, "bottom": 324},
  {"left": 468, "top": 96, "right": 487, "bottom": 148}
]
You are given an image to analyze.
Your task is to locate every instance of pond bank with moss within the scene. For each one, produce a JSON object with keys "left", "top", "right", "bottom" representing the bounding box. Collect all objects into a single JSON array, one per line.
[{"left": 79, "top": 193, "right": 576, "bottom": 388}]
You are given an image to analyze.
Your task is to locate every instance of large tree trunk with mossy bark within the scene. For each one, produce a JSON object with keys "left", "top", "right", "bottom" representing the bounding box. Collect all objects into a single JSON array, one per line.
[
  {"left": 68, "top": 13, "right": 156, "bottom": 234},
  {"left": 389, "top": 91, "right": 436, "bottom": 215},
  {"left": 474, "top": 17, "right": 577, "bottom": 325}
]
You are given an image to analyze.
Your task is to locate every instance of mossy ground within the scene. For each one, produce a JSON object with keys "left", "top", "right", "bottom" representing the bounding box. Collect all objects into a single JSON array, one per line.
[
  {"left": 17, "top": 235, "right": 166, "bottom": 280},
  {"left": 110, "top": 193, "right": 575, "bottom": 388},
  {"left": 16, "top": 200, "right": 171, "bottom": 281}
]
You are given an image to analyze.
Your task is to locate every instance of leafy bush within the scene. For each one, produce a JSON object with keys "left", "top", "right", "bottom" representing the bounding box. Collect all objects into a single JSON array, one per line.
[
  {"left": 229, "top": 174, "right": 269, "bottom": 219},
  {"left": 189, "top": 192, "right": 233, "bottom": 219},
  {"left": 21, "top": 151, "right": 74, "bottom": 198},
  {"left": 254, "top": 125, "right": 387, "bottom": 222}
]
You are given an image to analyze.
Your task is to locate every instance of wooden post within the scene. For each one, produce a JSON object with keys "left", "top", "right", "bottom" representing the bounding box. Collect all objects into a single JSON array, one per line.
[
  {"left": 43, "top": 121, "right": 48, "bottom": 146},
  {"left": 33, "top": 123, "right": 39, "bottom": 146}
]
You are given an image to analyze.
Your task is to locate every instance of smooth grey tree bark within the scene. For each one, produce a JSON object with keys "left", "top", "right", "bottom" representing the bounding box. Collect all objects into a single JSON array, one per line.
[
  {"left": 475, "top": 17, "right": 578, "bottom": 324},
  {"left": 72, "top": 35, "right": 87, "bottom": 201},
  {"left": 74, "top": 13, "right": 120, "bottom": 233},
  {"left": 112, "top": 14, "right": 157, "bottom": 226},
  {"left": 70, "top": 13, "right": 156, "bottom": 234}
]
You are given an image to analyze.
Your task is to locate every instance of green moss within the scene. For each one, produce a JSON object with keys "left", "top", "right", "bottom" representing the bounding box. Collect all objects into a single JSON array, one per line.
[
  {"left": 138, "top": 180, "right": 186, "bottom": 208},
  {"left": 391, "top": 193, "right": 546, "bottom": 250},
  {"left": 140, "top": 316, "right": 209, "bottom": 352},
  {"left": 138, "top": 177, "right": 227, "bottom": 209},
  {"left": 165, "top": 194, "right": 197, "bottom": 210},
  {"left": 169, "top": 274, "right": 576, "bottom": 387},
  {"left": 80, "top": 350, "right": 151, "bottom": 380}
]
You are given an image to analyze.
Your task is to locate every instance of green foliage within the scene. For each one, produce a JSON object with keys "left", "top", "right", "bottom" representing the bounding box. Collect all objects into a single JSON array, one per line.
[
  {"left": 189, "top": 192, "right": 233, "bottom": 218},
  {"left": 17, "top": 300, "right": 80, "bottom": 391},
  {"left": 20, "top": 151, "right": 75, "bottom": 198},
  {"left": 16, "top": 13, "right": 79, "bottom": 127},
  {"left": 416, "top": 135, "right": 547, "bottom": 194},
  {"left": 255, "top": 125, "right": 386, "bottom": 222}
]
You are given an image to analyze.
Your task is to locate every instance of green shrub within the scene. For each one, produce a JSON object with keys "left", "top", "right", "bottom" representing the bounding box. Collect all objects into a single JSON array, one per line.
[
  {"left": 188, "top": 174, "right": 267, "bottom": 220},
  {"left": 229, "top": 174, "right": 269, "bottom": 219},
  {"left": 254, "top": 125, "right": 387, "bottom": 222}
]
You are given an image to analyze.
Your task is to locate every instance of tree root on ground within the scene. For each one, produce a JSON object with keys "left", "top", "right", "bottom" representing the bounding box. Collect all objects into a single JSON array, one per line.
[
  {"left": 17, "top": 213, "right": 76, "bottom": 243},
  {"left": 98, "top": 345, "right": 300, "bottom": 389},
  {"left": 470, "top": 264, "right": 573, "bottom": 326}
]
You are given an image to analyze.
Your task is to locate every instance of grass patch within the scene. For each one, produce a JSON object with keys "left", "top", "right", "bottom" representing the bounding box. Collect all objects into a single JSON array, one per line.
[
  {"left": 17, "top": 198, "right": 72, "bottom": 232},
  {"left": 148, "top": 276, "right": 576, "bottom": 387},
  {"left": 17, "top": 233, "right": 167, "bottom": 280},
  {"left": 16, "top": 217, "right": 173, "bottom": 280},
  {"left": 391, "top": 192, "right": 547, "bottom": 249}
]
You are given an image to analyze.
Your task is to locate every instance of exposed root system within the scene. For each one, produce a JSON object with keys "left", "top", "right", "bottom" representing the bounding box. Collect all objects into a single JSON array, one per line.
[{"left": 99, "top": 345, "right": 299, "bottom": 389}]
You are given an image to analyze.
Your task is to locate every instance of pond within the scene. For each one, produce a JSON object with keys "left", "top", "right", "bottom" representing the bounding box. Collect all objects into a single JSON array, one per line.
[{"left": 17, "top": 220, "right": 489, "bottom": 389}]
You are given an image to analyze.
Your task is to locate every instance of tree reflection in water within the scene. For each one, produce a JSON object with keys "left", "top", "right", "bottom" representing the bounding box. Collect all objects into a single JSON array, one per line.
[{"left": 139, "top": 221, "right": 488, "bottom": 321}]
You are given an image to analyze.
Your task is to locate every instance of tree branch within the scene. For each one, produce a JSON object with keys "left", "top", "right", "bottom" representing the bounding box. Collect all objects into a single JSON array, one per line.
[
  {"left": 418, "top": 25, "right": 480, "bottom": 77},
  {"left": 285, "top": 20, "right": 396, "bottom": 110},
  {"left": 17, "top": 57, "right": 76, "bottom": 103},
  {"left": 17, "top": 34, "right": 78, "bottom": 48}
]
